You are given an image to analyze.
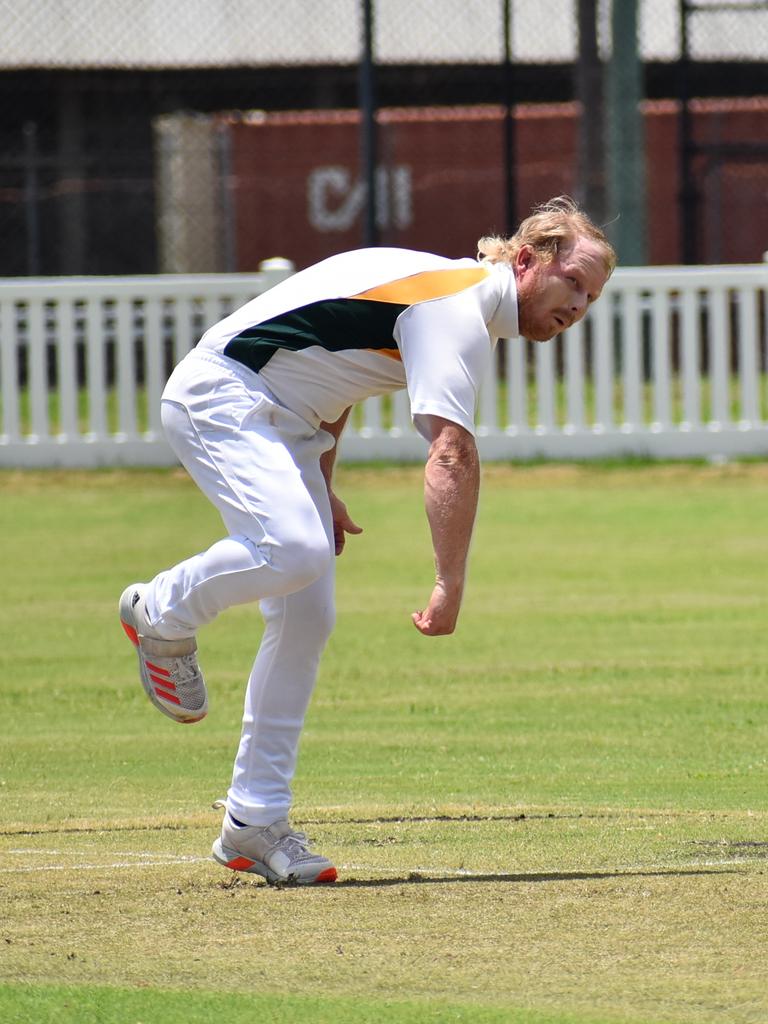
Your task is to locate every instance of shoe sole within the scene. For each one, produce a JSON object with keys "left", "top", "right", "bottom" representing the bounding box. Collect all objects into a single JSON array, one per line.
[
  {"left": 211, "top": 838, "right": 337, "bottom": 885},
  {"left": 120, "top": 586, "right": 207, "bottom": 725}
]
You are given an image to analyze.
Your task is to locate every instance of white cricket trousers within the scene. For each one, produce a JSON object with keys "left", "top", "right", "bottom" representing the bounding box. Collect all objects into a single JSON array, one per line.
[{"left": 144, "top": 349, "right": 337, "bottom": 826}]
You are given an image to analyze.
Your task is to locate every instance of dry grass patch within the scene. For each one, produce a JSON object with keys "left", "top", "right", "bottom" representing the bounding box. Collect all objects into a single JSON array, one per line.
[{"left": 2, "top": 810, "right": 767, "bottom": 1023}]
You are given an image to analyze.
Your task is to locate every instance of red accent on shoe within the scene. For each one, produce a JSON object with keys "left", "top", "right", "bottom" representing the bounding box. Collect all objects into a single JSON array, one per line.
[
  {"left": 146, "top": 661, "right": 171, "bottom": 677},
  {"left": 150, "top": 673, "right": 176, "bottom": 690},
  {"left": 227, "top": 856, "right": 256, "bottom": 871},
  {"left": 314, "top": 867, "right": 338, "bottom": 884},
  {"left": 155, "top": 687, "right": 181, "bottom": 705},
  {"left": 121, "top": 621, "right": 139, "bottom": 646}
]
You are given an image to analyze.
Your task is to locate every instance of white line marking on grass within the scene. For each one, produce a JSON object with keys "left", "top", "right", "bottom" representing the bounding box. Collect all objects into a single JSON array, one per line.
[
  {"left": 0, "top": 853, "right": 212, "bottom": 873},
  {"left": 8, "top": 848, "right": 202, "bottom": 859}
]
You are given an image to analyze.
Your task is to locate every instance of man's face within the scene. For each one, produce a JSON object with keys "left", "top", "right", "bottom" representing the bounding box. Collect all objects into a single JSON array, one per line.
[{"left": 515, "top": 236, "right": 609, "bottom": 342}]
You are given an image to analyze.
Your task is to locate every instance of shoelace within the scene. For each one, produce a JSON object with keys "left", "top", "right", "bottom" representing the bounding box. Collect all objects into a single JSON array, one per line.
[
  {"left": 171, "top": 653, "right": 203, "bottom": 685},
  {"left": 279, "top": 830, "right": 311, "bottom": 854},
  {"left": 169, "top": 654, "right": 206, "bottom": 709}
]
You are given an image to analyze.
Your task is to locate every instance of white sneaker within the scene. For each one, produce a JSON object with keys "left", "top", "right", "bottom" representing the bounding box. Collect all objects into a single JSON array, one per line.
[
  {"left": 212, "top": 813, "right": 337, "bottom": 885},
  {"left": 119, "top": 583, "right": 208, "bottom": 724}
]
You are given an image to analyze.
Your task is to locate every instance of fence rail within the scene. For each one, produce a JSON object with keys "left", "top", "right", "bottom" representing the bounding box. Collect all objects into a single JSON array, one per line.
[{"left": 1, "top": 263, "right": 767, "bottom": 467}]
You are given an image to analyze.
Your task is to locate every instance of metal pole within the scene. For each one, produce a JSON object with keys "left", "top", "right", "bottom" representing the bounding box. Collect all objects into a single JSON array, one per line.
[
  {"left": 23, "top": 121, "right": 41, "bottom": 276},
  {"left": 605, "top": 0, "right": 647, "bottom": 264},
  {"left": 503, "top": 0, "right": 516, "bottom": 234},
  {"left": 575, "top": 0, "right": 605, "bottom": 223},
  {"left": 678, "top": 0, "right": 697, "bottom": 264},
  {"left": 217, "top": 121, "right": 237, "bottom": 272},
  {"left": 57, "top": 88, "right": 87, "bottom": 274},
  {"left": 359, "top": 0, "right": 378, "bottom": 247}
]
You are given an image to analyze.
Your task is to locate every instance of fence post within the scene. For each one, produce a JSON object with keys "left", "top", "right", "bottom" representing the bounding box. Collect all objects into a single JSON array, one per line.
[
  {"left": 564, "top": 320, "right": 586, "bottom": 433},
  {"left": 708, "top": 287, "right": 730, "bottom": 431},
  {"left": 0, "top": 297, "right": 20, "bottom": 442},
  {"left": 738, "top": 287, "right": 760, "bottom": 428},
  {"left": 679, "top": 287, "right": 701, "bottom": 431},
  {"left": 650, "top": 290, "right": 672, "bottom": 431},
  {"left": 27, "top": 298, "right": 49, "bottom": 442},
  {"left": 505, "top": 337, "right": 529, "bottom": 435},
  {"left": 258, "top": 258, "right": 296, "bottom": 291},
  {"left": 592, "top": 297, "right": 614, "bottom": 433},
  {"left": 621, "top": 289, "right": 643, "bottom": 431}
]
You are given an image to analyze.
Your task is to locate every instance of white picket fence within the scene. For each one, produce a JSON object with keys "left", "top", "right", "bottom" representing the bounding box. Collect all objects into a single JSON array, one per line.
[{"left": 1, "top": 261, "right": 767, "bottom": 467}]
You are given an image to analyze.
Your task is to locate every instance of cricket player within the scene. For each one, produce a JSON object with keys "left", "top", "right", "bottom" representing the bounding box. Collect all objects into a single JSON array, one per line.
[{"left": 119, "top": 196, "right": 615, "bottom": 885}]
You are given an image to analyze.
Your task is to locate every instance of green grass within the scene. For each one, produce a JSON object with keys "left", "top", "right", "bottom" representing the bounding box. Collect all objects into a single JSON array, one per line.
[
  {"left": 0, "top": 984, "right": 621, "bottom": 1024},
  {"left": 1, "top": 464, "right": 768, "bottom": 1024}
]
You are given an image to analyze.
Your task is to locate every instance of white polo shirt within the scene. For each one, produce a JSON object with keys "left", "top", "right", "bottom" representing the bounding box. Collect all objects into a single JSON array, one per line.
[{"left": 196, "top": 247, "right": 519, "bottom": 438}]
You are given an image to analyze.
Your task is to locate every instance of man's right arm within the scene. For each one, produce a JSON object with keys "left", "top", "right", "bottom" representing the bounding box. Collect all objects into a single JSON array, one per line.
[{"left": 411, "top": 415, "right": 480, "bottom": 637}]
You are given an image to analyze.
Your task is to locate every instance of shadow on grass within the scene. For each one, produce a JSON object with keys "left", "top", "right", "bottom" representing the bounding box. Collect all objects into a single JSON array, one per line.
[
  {"left": 332, "top": 866, "right": 744, "bottom": 888},
  {"left": 217, "top": 866, "right": 744, "bottom": 891}
]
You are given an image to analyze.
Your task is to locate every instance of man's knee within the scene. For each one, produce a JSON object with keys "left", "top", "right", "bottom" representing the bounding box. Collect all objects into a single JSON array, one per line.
[{"left": 262, "top": 532, "right": 332, "bottom": 593}]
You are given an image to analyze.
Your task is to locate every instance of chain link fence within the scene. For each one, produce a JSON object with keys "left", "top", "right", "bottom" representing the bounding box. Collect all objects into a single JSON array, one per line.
[{"left": 0, "top": 0, "right": 766, "bottom": 277}]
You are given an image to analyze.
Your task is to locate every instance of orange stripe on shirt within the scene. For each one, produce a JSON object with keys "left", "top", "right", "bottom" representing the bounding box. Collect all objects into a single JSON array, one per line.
[
  {"left": 351, "top": 266, "right": 489, "bottom": 306},
  {"left": 371, "top": 348, "right": 402, "bottom": 361}
]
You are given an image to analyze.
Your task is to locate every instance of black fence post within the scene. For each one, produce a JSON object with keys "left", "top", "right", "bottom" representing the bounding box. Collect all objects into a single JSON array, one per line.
[
  {"left": 360, "top": 0, "right": 378, "bottom": 248},
  {"left": 503, "top": 0, "right": 516, "bottom": 235},
  {"left": 23, "top": 121, "right": 41, "bottom": 276},
  {"left": 678, "top": 0, "right": 697, "bottom": 264}
]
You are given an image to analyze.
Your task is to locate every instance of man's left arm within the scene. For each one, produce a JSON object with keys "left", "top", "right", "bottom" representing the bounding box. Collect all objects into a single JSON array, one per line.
[
  {"left": 412, "top": 415, "right": 480, "bottom": 636},
  {"left": 319, "top": 407, "right": 363, "bottom": 556}
]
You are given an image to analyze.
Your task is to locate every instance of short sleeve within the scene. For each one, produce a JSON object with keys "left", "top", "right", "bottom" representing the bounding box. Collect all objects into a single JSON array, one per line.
[{"left": 394, "top": 290, "right": 493, "bottom": 440}]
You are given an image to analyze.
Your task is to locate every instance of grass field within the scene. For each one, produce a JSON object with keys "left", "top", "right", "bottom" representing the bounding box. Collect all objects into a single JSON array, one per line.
[{"left": 1, "top": 462, "right": 767, "bottom": 1024}]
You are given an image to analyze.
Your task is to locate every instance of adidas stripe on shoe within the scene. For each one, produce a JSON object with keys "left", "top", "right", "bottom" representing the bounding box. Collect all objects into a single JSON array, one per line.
[
  {"left": 119, "top": 583, "right": 208, "bottom": 724},
  {"left": 212, "top": 814, "right": 337, "bottom": 885}
]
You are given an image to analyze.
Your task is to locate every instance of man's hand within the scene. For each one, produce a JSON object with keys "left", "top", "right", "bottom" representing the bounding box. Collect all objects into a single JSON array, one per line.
[
  {"left": 411, "top": 578, "right": 463, "bottom": 636},
  {"left": 318, "top": 408, "right": 362, "bottom": 555},
  {"left": 329, "top": 490, "right": 363, "bottom": 556}
]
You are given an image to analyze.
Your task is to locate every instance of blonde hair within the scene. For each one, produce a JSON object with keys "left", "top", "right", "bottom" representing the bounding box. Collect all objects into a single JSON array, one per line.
[{"left": 477, "top": 195, "right": 617, "bottom": 276}]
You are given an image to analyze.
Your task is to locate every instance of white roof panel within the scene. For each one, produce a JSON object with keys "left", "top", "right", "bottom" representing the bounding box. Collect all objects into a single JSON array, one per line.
[{"left": 0, "top": 0, "right": 765, "bottom": 69}]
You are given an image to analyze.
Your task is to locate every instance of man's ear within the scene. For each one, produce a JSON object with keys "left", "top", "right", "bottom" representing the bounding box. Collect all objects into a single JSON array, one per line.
[{"left": 515, "top": 244, "right": 535, "bottom": 275}]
